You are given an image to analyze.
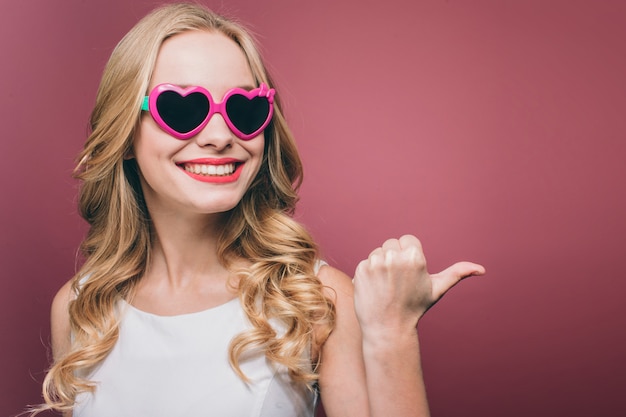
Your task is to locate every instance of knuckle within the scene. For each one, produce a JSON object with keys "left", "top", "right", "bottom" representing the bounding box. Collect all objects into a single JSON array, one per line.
[
  {"left": 381, "top": 238, "right": 400, "bottom": 252},
  {"left": 383, "top": 238, "right": 397, "bottom": 246},
  {"left": 383, "top": 248, "right": 397, "bottom": 265},
  {"left": 406, "top": 246, "right": 426, "bottom": 268},
  {"left": 367, "top": 249, "right": 386, "bottom": 267},
  {"left": 355, "top": 259, "right": 367, "bottom": 273},
  {"left": 368, "top": 247, "right": 383, "bottom": 260},
  {"left": 399, "top": 234, "right": 421, "bottom": 248}
]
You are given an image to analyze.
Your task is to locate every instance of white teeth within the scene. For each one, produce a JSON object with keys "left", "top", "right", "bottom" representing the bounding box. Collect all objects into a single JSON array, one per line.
[{"left": 184, "top": 163, "right": 236, "bottom": 176}]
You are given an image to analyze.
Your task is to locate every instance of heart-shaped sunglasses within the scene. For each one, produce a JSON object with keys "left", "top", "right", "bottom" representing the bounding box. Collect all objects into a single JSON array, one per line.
[{"left": 141, "top": 83, "right": 275, "bottom": 140}]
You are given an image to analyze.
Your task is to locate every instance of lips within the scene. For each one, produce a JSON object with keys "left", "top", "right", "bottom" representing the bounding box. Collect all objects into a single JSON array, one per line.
[{"left": 177, "top": 158, "right": 244, "bottom": 183}]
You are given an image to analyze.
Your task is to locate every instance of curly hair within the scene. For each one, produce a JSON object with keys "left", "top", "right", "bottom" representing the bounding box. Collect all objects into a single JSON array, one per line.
[{"left": 38, "top": 3, "right": 335, "bottom": 413}]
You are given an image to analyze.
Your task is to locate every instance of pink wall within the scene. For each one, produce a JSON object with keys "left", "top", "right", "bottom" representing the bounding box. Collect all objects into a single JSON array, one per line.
[{"left": 2, "top": 0, "right": 625, "bottom": 416}]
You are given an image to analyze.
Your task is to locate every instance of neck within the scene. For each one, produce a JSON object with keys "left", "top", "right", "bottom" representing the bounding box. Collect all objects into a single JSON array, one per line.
[{"left": 146, "top": 208, "right": 230, "bottom": 289}]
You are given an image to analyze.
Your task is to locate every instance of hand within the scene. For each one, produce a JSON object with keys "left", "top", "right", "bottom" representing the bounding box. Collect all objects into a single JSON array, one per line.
[{"left": 352, "top": 235, "right": 485, "bottom": 337}]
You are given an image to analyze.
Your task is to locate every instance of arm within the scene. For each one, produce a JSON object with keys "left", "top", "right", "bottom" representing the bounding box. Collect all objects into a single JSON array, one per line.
[
  {"left": 51, "top": 279, "right": 73, "bottom": 361},
  {"left": 50, "top": 279, "right": 74, "bottom": 417},
  {"left": 316, "top": 265, "right": 370, "bottom": 416},
  {"left": 353, "top": 235, "right": 485, "bottom": 417}
]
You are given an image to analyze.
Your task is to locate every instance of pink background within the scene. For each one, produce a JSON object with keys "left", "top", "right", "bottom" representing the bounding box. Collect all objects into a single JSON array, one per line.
[{"left": 2, "top": 0, "right": 625, "bottom": 416}]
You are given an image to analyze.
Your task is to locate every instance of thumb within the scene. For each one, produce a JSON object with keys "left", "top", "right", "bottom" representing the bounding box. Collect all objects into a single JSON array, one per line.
[{"left": 431, "top": 261, "right": 486, "bottom": 300}]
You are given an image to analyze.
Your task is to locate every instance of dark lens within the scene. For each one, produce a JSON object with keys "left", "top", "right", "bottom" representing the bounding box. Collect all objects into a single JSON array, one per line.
[
  {"left": 156, "top": 91, "right": 210, "bottom": 134},
  {"left": 225, "top": 95, "right": 270, "bottom": 135}
]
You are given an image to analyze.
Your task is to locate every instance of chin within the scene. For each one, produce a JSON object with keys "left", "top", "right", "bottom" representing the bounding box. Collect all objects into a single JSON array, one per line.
[{"left": 196, "top": 198, "right": 243, "bottom": 215}]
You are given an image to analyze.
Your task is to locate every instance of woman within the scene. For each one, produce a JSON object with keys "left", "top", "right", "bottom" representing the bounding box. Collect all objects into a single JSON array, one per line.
[{"left": 38, "top": 3, "right": 484, "bottom": 416}]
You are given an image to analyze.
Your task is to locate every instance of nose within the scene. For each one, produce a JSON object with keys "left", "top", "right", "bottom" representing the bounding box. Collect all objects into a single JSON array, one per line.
[{"left": 194, "top": 112, "right": 234, "bottom": 150}]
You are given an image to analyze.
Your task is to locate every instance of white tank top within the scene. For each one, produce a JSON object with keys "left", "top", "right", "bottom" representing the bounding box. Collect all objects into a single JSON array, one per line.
[{"left": 73, "top": 264, "right": 325, "bottom": 417}]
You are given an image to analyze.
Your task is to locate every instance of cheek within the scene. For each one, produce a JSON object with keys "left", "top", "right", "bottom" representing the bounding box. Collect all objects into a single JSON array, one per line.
[
  {"left": 133, "top": 120, "right": 180, "bottom": 161},
  {"left": 131, "top": 134, "right": 152, "bottom": 169},
  {"left": 240, "top": 137, "right": 266, "bottom": 185},
  {"left": 132, "top": 120, "right": 152, "bottom": 158},
  {"left": 250, "top": 137, "right": 266, "bottom": 171},
  {"left": 257, "top": 136, "right": 267, "bottom": 159}
]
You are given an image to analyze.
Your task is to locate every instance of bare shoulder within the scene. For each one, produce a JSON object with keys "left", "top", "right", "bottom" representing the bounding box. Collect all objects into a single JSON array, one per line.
[
  {"left": 315, "top": 264, "right": 361, "bottom": 358},
  {"left": 315, "top": 264, "right": 369, "bottom": 416},
  {"left": 50, "top": 279, "right": 75, "bottom": 361},
  {"left": 317, "top": 263, "right": 355, "bottom": 302}
]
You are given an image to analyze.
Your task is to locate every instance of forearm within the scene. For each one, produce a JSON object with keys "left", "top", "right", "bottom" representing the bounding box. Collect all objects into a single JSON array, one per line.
[
  {"left": 362, "top": 327, "right": 430, "bottom": 417},
  {"left": 352, "top": 235, "right": 484, "bottom": 417}
]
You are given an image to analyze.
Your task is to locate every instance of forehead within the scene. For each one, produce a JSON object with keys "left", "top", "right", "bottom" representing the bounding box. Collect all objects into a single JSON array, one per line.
[{"left": 150, "top": 30, "right": 255, "bottom": 93}]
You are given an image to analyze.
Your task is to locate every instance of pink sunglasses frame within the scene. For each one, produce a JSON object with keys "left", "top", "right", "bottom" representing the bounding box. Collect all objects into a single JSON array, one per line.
[{"left": 141, "top": 83, "right": 275, "bottom": 140}]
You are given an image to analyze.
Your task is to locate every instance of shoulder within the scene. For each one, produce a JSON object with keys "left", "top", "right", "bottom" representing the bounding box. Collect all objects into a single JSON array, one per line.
[
  {"left": 315, "top": 264, "right": 369, "bottom": 416},
  {"left": 315, "top": 264, "right": 359, "bottom": 336},
  {"left": 315, "top": 264, "right": 361, "bottom": 357},
  {"left": 50, "top": 279, "right": 75, "bottom": 361},
  {"left": 316, "top": 263, "right": 354, "bottom": 302}
]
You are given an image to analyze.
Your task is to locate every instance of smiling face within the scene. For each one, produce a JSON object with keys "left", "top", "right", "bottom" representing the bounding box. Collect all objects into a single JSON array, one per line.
[{"left": 132, "top": 30, "right": 266, "bottom": 217}]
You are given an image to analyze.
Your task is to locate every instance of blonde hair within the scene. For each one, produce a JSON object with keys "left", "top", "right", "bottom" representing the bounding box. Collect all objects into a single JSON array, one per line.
[{"left": 39, "top": 3, "right": 335, "bottom": 412}]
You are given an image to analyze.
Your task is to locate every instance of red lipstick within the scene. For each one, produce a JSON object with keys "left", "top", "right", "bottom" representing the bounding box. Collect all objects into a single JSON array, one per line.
[{"left": 177, "top": 158, "right": 244, "bottom": 183}]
